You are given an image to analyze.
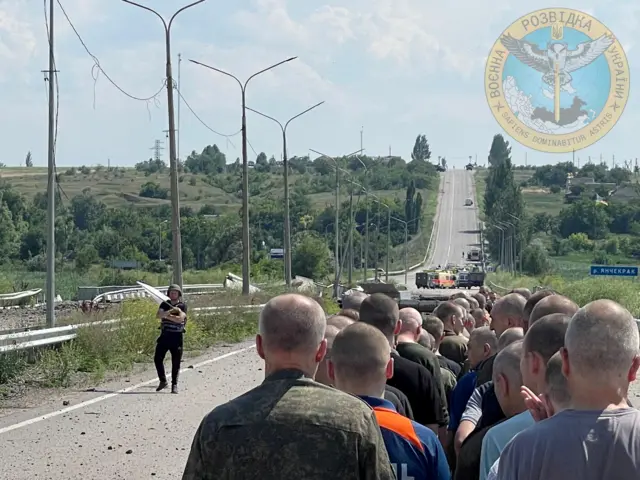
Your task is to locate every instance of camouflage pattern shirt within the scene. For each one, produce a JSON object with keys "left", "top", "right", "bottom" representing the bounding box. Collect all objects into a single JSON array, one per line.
[{"left": 182, "top": 368, "right": 397, "bottom": 480}]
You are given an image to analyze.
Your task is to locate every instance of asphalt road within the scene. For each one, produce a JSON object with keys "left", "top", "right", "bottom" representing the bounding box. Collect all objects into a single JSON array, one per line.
[
  {"left": 0, "top": 341, "right": 262, "bottom": 480},
  {"left": 391, "top": 168, "right": 481, "bottom": 295}
]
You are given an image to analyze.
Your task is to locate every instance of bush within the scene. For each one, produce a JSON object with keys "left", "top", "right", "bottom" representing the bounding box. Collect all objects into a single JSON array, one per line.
[
  {"left": 592, "top": 250, "right": 610, "bottom": 265},
  {"left": 521, "top": 244, "right": 551, "bottom": 276},
  {"left": 550, "top": 185, "right": 562, "bottom": 194}
]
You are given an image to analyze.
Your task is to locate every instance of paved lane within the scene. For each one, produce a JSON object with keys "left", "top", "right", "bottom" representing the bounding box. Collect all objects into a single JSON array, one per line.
[
  {"left": 0, "top": 341, "right": 262, "bottom": 480},
  {"left": 391, "top": 169, "right": 481, "bottom": 295}
]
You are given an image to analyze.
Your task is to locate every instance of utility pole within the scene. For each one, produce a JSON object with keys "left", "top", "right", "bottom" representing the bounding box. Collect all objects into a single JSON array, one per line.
[
  {"left": 245, "top": 101, "right": 325, "bottom": 287},
  {"left": 122, "top": 1, "right": 207, "bottom": 289},
  {"left": 360, "top": 127, "right": 364, "bottom": 153},
  {"left": 348, "top": 188, "right": 354, "bottom": 285},
  {"left": 45, "top": 0, "right": 56, "bottom": 328},
  {"left": 385, "top": 208, "right": 390, "bottom": 282},
  {"left": 177, "top": 53, "right": 181, "bottom": 162},
  {"left": 191, "top": 57, "right": 298, "bottom": 295},
  {"left": 572, "top": 149, "right": 575, "bottom": 166}
]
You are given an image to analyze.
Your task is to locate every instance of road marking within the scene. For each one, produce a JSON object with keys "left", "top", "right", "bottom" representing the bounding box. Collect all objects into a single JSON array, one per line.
[
  {"left": 444, "top": 170, "right": 455, "bottom": 265},
  {"left": 0, "top": 344, "right": 256, "bottom": 436}
]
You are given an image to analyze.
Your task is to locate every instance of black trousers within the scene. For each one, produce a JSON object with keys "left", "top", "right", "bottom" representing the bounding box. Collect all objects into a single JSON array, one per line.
[{"left": 154, "top": 332, "right": 183, "bottom": 385}]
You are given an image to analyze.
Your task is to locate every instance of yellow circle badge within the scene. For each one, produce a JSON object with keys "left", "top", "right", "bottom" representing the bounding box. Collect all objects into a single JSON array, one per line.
[{"left": 485, "top": 8, "right": 630, "bottom": 153}]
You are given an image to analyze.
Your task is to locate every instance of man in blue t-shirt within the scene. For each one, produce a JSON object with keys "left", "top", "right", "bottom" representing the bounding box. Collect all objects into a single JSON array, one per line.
[{"left": 329, "top": 322, "right": 450, "bottom": 480}]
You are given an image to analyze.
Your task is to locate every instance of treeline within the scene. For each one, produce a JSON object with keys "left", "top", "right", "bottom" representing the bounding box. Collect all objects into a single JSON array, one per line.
[{"left": 1, "top": 137, "right": 441, "bottom": 281}]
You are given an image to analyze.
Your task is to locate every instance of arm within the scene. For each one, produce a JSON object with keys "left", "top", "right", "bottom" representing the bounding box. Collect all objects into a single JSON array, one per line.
[
  {"left": 359, "top": 411, "right": 397, "bottom": 479},
  {"left": 182, "top": 420, "right": 208, "bottom": 480},
  {"left": 432, "top": 435, "right": 452, "bottom": 480},
  {"left": 455, "top": 387, "right": 484, "bottom": 454}
]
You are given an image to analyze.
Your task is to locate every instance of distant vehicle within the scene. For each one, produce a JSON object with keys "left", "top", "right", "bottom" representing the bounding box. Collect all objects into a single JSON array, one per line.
[
  {"left": 456, "top": 270, "right": 485, "bottom": 289},
  {"left": 467, "top": 248, "right": 481, "bottom": 262},
  {"left": 465, "top": 163, "right": 474, "bottom": 170},
  {"left": 436, "top": 165, "right": 446, "bottom": 172},
  {"left": 417, "top": 270, "right": 455, "bottom": 289},
  {"left": 464, "top": 198, "right": 473, "bottom": 206}
]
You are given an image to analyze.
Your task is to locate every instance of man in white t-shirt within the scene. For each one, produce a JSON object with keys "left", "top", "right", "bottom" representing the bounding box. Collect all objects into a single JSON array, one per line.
[{"left": 497, "top": 300, "right": 640, "bottom": 480}]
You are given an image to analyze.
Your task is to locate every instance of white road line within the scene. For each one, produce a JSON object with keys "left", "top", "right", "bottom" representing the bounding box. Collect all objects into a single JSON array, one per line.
[
  {"left": 445, "top": 170, "right": 456, "bottom": 265},
  {"left": 0, "top": 344, "right": 256, "bottom": 436}
]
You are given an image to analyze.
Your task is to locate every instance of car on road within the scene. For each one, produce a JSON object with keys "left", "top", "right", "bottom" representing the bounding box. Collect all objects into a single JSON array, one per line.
[{"left": 464, "top": 198, "right": 473, "bottom": 206}]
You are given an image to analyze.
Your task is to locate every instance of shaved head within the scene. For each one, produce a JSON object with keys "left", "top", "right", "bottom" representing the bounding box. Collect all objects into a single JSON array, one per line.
[
  {"left": 418, "top": 330, "right": 434, "bottom": 350},
  {"left": 472, "top": 308, "right": 488, "bottom": 327},
  {"left": 331, "top": 322, "right": 391, "bottom": 392},
  {"left": 545, "top": 351, "right": 571, "bottom": 409},
  {"left": 511, "top": 288, "right": 531, "bottom": 300},
  {"left": 498, "top": 327, "right": 524, "bottom": 351},
  {"left": 324, "top": 324, "right": 341, "bottom": 349},
  {"left": 523, "top": 289, "right": 556, "bottom": 326},
  {"left": 493, "top": 340, "right": 524, "bottom": 384},
  {"left": 565, "top": 300, "right": 640, "bottom": 379},
  {"left": 472, "top": 293, "right": 487, "bottom": 310},
  {"left": 399, "top": 308, "right": 422, "bottom": 334},
  {"left": 453, "top": 297, "right": 471, "bottom": 312},
  {"left": 258, "top": 294, "right": 326, "bottom": 352},
  {"left": 341, "top": 291, "right": 368, "bottom": 311},
  {"left": 339, "top": 309, "right": 360, "bottom": 322},
  {"left": 359, "top": 293, "right": 400, "bottom": 338},
  {"left": 529, "top": 295, "right": 579, "bottom": 327},
  {"left": 523, "top": 314, "right": 571, "bottom": 363},
  {"left": 468, "top": 297, "right": 480, "bottom": 310},
  {"left": 327, "top": 315, "right": 355, "bottom": 330},
  {"left": 469, "top": 326, "right": 498, "bottom": 352},
  {"left": 491, "top": 293, "right": 526, "bottom": 336}
]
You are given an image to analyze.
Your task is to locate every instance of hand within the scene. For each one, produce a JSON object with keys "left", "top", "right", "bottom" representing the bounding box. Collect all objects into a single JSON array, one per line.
[
  {"left": 521, "top": 386, "right": 551, "bottom": 422},
  {"left": 463, "top": 317, "right": 475, "bottom": 332}
]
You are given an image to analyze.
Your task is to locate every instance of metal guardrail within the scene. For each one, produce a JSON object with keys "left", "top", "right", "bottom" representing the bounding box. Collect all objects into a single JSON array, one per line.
[
  {"left": 0, "top": 304, "right": 266, "bottom": 353},
  {"left": 79, "top": 283, "right": 225, "bottom": 302}
]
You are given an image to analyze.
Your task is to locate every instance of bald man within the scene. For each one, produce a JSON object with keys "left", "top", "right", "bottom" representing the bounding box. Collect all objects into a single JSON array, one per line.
[
  {"left": 327, "top": 314, "right": 355, "bottom": 330},
  {"left": 360, "top": 294, "right": 445, "bottom": 433},
  {"left": 341, "top": 290, "right": 368, "bottom": 311},
  {"left": 316, "top": 321, "right": 414, "bottom": 419},
  {"left": 183, "top": 294, "right": 395, "bottom": 480},
  {"left": 330, "top": 323, "right": 451, "bottom": 480},
  {"left": 510, "top": 288, "right": 531, "bottom": 300},
  {"left": 522, "top": 289, "right": 556, "bottom": 330},
  {"left": 418, "top": 330, "right": 433, "bottom": 350},
  {"left": 472, "top": 308, "right": 491, "bottom": 328},
  {"left": 498, "top": 300, "right": 640, "bottom": 480},
  {"left": 339, "top": 308, "right": 360, "bottom": 322},
  {"left": 424, "top": 314, "right": 464, "bottom": 379},
  {"left": 397, "top": 308, "right": 450, "bottom": 429},
  {"left": 456, "top": 341, "right": 525, "bottom": 480},
  {"left": 527, "top": 295, "right": 578, "bottom": 329},
  {"left": 477, "top": 294, "right": 526, "bottom": 387},
  {"left": 453, "top": 297, "right": 471, "bottom": 313},
  {"left": 434, "top": 301, "right": 468, "bottom": 367}
]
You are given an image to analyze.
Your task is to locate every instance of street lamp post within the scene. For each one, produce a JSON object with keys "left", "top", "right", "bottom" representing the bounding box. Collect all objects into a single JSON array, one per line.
[
  {"left": 392, "top": 217, "right": 409, "bottom": 285},
  {"left": 245, "top": 102, "right": 325, "bottom": 287},
  {"left": 122, "top": 0, "right": 207, "bottom": 289},
  {"left": 506, "top": 213, "right": 522, "bottom": 275},
  {"left": 371, "top": 196, "right": 390, "bottom": 282},
  {"left": 309, "top": 149, "right": 363, "bottom": 297},
  {"left": 352, "top": 156, "right": 369, "bottom": 282},
  {"left": 190, "top": 56, "right": 298, "bottom": 295},
  {"left": 497, "top": 220, "right": 514, "bottom": 274}
]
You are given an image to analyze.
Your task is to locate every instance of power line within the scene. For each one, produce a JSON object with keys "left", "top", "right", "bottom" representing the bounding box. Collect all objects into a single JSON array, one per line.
[
  {"left": 174, "top": 86, "right": 241, "bottom": 147},
  {"left": 55, "top": 0, "right": 166, "bottom": 105}
]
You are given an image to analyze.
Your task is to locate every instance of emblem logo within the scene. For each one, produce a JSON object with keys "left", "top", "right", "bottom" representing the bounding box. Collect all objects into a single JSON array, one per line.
[{"left": 485, "top": 8, "right": 630, "bottom": 153}]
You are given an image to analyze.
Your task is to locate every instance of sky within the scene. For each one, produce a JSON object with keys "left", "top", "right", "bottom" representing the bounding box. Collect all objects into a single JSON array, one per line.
[{"left": 0, "top": 0, "right": 639, "bottom": 169}]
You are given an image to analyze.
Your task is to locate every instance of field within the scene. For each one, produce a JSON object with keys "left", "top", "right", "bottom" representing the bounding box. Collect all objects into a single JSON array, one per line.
[
  {"left": 474, "top": 168, "right": 566, "bottom": 217},
  {"left": 0, "top": 166, "right": 412, "bottom": 213}
]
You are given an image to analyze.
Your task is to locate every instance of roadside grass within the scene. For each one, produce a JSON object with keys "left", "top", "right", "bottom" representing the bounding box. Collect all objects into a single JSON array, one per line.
[
  {"left": 487, "top": 272, "right": 640, "bottom": 316},
  {"left": 0, "top": 292, "right": 339, "bottom": 393}
]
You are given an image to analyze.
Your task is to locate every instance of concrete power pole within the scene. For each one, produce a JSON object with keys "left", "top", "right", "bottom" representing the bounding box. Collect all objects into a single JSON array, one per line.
[{"left": 45, "top": 0, "right": 57, "bottom": 328}]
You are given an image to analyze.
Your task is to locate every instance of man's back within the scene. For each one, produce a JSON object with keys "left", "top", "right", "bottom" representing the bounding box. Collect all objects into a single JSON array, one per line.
[
  {"left": 362, "top": 396, "right": 450, "bottom": 480},
  {"left": 440, "top": 331, "right": 468, "bottom": 366},
  {"left": 497, "top": 408, "right": 640, "bottom": 480},
  {"left": 389, "top": 352, "right": 445, "bottom": 428},
  {"left": 182, "top": 369, "right": 395, "bottom": 480},
  {"left": 385, "top": 384, "right": 414, "bottom": 420}
]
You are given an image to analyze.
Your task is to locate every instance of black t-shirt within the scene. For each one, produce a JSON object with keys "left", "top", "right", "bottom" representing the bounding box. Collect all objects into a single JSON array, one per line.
[
  {"left": 475, "top": 354, "right": 496, "bottom": 387},
  {"left": 387, "top": 352, "right": 445, "bottom": 427},
  {"left": 438, "top": 355, "right": 462, "bottom": 379},
  {"left": 384, "top": 385, "right": 414, "bottom": 420},
  {"left": 454, "top": 418, "right": 507, "bottom": 480},
  {"left": 159, "top": 301, "right": 188, "bottom": 333}
]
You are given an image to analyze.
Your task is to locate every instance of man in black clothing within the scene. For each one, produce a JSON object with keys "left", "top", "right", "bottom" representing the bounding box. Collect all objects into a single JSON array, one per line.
[
  {"left": 359, "top": 294, "right": 445, "bottom": 435},
  {"left": 424, "top": 316, "right": 463, "bottom": 378},
  {"left": 155, "top": 284, "right": 187, "bottom": 394}
]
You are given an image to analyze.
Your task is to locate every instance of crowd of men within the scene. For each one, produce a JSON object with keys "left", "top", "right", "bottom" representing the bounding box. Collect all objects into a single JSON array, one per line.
[{"left": 181, "top": 285, "right": 640, "bottom": 479}]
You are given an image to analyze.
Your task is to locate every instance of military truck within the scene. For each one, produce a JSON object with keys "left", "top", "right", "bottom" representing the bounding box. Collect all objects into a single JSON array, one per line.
[{"left": 455, "top": 269, "right": 486, "bottom": 289}]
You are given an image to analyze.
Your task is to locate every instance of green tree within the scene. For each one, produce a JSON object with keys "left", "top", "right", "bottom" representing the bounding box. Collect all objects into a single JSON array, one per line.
[
  {"left": 292, "top": 232, "right": 331, "bottom": 279},
  {"left": 25, "top": 151, "right": 33, "bottom": 167},
  {"left": 411, "top": 134, "right": 431, "bottom": 162}
]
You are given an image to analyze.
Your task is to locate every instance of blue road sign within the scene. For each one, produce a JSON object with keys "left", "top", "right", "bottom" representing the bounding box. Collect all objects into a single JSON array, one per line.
[
  {"left": 590, "top": 265, "right": 638, "bottom": 277},
  {"left": 270, "top": 248, "right": 284, "bottom": 260}
]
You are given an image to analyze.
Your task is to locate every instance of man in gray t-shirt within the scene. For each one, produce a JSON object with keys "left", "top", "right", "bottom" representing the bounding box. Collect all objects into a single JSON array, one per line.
[{"left": 497, "top": 300, "right": 640, "bottom": 480}]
